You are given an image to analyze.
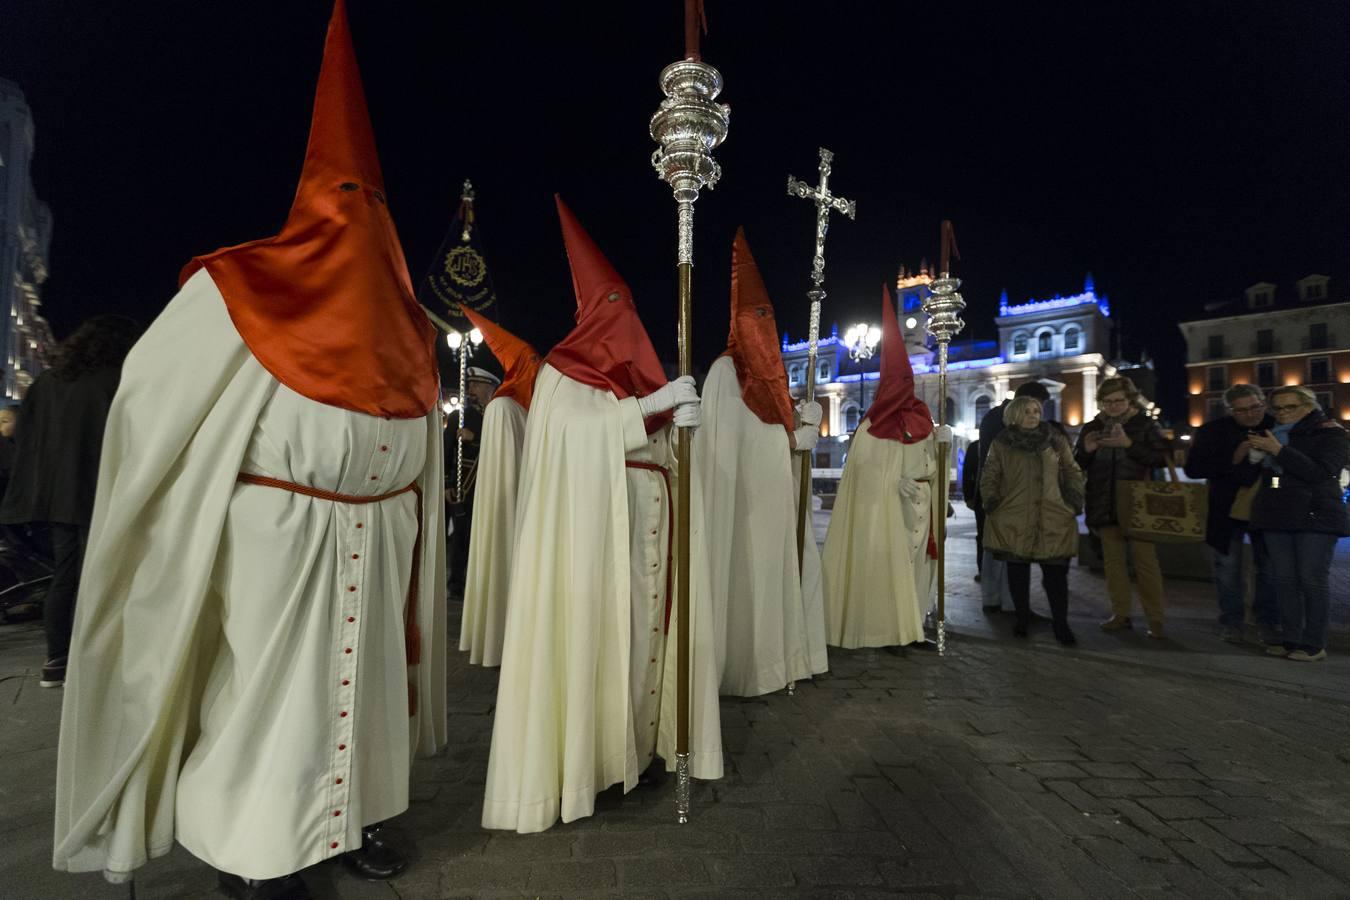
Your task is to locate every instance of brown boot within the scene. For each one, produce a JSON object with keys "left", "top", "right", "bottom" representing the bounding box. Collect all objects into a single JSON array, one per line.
[{"left": 1099, "top": 615, "right": 1132, "bottom": 632}]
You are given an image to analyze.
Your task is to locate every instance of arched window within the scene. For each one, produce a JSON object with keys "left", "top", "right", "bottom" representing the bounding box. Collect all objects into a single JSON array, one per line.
[
  {"left": 1063, "top": 327, "right": 1080, "bottom": 351},
  {"left": 944, "top": 397, "right": 956, "bottom": 426},
  {"left": 1037, "top": 331, "right": 1053, "bottom": 353},
  {"left": 817, "top": 360, "right": 831, "bottom": 382},
  {"left": 788, "top": 364, "right": 802, "bottom": 385},
  {"left": 1012, "top": 333, "right": 1028, "bottom": 355},
  {"left": 845, "top": 405, "right": 860, "bottom": 432},
  {"left": 1044, "top": 396, "right": 1058, "bottom": 422},
  {"left": 974, "top": 394, "right": 992, "bottom": 425}
]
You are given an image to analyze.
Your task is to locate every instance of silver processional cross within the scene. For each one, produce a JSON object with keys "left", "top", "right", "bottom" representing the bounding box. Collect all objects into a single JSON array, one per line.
[{"left": 785, "top": 148, "right": 855, "bottom": 676}]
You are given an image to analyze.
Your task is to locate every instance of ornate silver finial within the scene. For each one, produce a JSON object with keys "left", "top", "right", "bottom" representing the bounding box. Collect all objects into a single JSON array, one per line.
[
  {"left": 923, "top": 275, "right": 966, "bottom": 345},
  {"left": 650, "top": 60, "right": 730, "bottom": 265}
]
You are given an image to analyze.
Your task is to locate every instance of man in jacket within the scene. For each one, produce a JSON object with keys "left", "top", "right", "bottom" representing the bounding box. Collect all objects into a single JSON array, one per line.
[{"left": 1183, "top": 384, "right": 1278, "bottom": 644}]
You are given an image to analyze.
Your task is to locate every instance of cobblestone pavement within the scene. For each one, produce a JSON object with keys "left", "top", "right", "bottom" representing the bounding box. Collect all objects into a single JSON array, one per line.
[{"left": 4, "top": 511, "right": 1349, "bottom": 899}]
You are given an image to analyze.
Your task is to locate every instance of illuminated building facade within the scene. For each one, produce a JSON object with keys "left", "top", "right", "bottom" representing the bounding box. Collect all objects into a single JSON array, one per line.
[
  {"left": 784, "top": 271, "right": 1129, "bottom": 470},
  {"left": 1178, "top": 277, "right": 1350, "bottom": 426},
  {"left": 0, "top": 78, "right": 56, "bottom": 402}
]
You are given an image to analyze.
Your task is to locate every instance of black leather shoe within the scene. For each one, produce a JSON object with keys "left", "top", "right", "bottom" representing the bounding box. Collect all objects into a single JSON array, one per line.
[
  {"left": 217, "top": 871, "right": 312, "bottom": 900},
  {"left": 637, "top": 760, "right": 667, "bottom": 788},
  {"left": 341, "top": 824, "right": 409, "bottom": 881}
]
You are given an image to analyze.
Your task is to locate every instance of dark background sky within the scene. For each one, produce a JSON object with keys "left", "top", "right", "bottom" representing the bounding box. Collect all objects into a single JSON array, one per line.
[{"left": 4, "top": 1, "right": 1349, "bottom": 417}]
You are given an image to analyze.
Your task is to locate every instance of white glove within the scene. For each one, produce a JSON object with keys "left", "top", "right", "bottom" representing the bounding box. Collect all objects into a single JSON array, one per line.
[
  {"left": 899, "top": 477, "right": 923, "bottom": 503},
  {"left": 797, "top": 400, "right": 823, "bottom": 428},
  {"left": 638, "top": 375, "right": 698, "bottom": 418},
  {"left": 673, "top": 399, "right": 701, "bottom": 429},
  {"left": 934, "top": 424, "right": 954, "bottom": 444},
  {"left": 792, "top": 425, "right": 819, "bottom": 452}
]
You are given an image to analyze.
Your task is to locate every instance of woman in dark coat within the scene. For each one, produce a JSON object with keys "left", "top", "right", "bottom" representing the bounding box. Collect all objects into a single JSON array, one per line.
[
  {"left": 1073, "top": 376, "right": 1171, "bottom": 637},
  {"left": 1249, "top": 385, "right": 1349, "bottom": 661},
  {"left": 0, "top": 315, "right": 141, "bottom": 686}
]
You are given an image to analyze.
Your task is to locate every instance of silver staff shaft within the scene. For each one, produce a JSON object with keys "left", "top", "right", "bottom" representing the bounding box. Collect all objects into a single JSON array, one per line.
[{"left": 651, "top": 55, "right": 728, "bottom": 826}]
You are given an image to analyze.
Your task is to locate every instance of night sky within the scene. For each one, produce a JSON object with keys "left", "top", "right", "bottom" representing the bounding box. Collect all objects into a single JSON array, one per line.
[{"left": 4, "top": 1, "right": 1349, "bottom": 417}]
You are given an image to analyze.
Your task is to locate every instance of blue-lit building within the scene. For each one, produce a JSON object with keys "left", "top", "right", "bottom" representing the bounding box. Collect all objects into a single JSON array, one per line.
[
  {"left": 0, "top": 78, "right": 56, "bottom": 401},
  {"left": 783, "top": 270, "right": 1131, "bottom": 471}
]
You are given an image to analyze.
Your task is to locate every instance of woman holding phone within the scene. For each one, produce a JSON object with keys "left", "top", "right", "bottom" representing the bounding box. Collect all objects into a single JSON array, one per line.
[{"left": 1074, "top": 376, "right": 1171, "bottom": 637}]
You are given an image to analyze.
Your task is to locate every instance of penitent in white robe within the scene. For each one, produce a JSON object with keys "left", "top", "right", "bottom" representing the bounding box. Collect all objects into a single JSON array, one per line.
[
  {"left": 696, "top": 356, "right": 828, "bottom": 696},
  {"left": 822, "top": 420, "right": 936, "bottom": 648},
  {"left": 53, "top": 270, "right": 447, "bottom": 882},
  {"left": 459, "top": 395, "right": 527, "bottom": 666},
  {"left": 481, "top": 363, "right": 722, "bottom": 834}
]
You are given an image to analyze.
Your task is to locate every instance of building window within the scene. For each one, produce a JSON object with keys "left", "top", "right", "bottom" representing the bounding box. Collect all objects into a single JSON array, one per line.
[
  {"left": 945, "top": 397, "right": 956, "bottom": 425},
  {"left": 817, "top": 360, "right": 830, "bottom": 383},
  {"left": 1309, "top": 323, "right": 1328, "bottom": 350},
  {"left": 1207, "top": 365, "right": 1227, "bottom": 392},
  {"left": 1037, "top": 332, "right": 1053, "bottom": 353},
  {"left": 787, "top": 364, "right": 801, "bottom": 385},
  {"left": 1044, "top": 397, "right": 1058, "bottom": 422},
  {"left": 1255, "top": 361, "right": 1276, "bottom": 389},
  {"left": 845, "top": 406, "right": 860, "bottom": 432},
  {"left": 1207, "top": 334, "right": 1225, "bottom": 359},
  {"left": 1206, "top": 398, "right": 1226, "bottom": 422},
  {"left": 1063, "top": 327, "right": 1080, "bottom": 351},
  {"left": 1303, "top": 282, "right": 1326, "bottom": 301},
  {"left": 1315, "top": 391, "right": 1333, "bottom": 412},
  {"left": 1012, "top": 333, "right": 1028, "bottom": 355},
  {"left": 1309, "top": 357, "right": 1330, "bottom": 384},
  {"left": 1256, "top": 329, "right": 1273, "bottom": 354},
  {"left": 974, "top": 394, "right": 992, "bottom": 425}
]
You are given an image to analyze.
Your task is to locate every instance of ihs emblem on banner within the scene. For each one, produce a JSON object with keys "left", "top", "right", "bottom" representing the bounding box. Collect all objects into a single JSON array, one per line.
[{"left": 445, "top": 245, "right": 486, "bottom": 288}]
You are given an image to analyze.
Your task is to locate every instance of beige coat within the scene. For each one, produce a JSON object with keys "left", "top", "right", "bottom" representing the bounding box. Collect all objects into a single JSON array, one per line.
[{"left": 980, "top": 426, "right": 1084, "bottom": 562}]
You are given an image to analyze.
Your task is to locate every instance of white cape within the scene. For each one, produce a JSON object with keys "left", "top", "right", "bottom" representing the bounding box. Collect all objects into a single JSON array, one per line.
[
  {"left": 459, "top": 395, "right": 527, "bottom": 666},
  {"left": 822, "top": 420, "right": 936, "bottom": 648},
  {"left": 696, "top": 356, "right": 827, "bottom": 696},
  {"left": 53, "top": 271, "right": 447, "bottom": 881},
  {"left": 482, "top": 364, "right": 722, "bottom": 833}
]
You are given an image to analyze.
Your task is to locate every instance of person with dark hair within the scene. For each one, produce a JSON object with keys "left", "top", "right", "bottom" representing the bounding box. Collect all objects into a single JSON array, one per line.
[
  {"left": 960, "top": 439, "right": 983, "bottom": 580},
  {"left": 0, "top": 315, "right": 142, "bottom": 687},
  {"left": 1074, "top": 375, "right": 1171, "bottom": 638},
  {"left": 1183, "top": 383, "right": 1279, "bottom": 643}
]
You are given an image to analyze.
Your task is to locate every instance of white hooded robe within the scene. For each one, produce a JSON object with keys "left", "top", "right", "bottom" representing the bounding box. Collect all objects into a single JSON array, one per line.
[
  {"left": 822, "top": 420, "right": 937, "bottom": 648},
  {"left": 696, "top": 355, "right": 828, "bottom": 696},
  {"left": 52, "top": 270, "right": 447, "bottom": 881},
  {"left": 481, "top": 363, "right": 722, "bottom": 833},
  {"left": 458, "top": 394, "right": 527, "bottom": 667}
]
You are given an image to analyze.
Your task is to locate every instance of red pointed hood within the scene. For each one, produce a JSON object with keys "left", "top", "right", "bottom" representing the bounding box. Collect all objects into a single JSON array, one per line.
[
  {"left": 179, "top": 0, "right": 438, "bottom": 419},
  {"left": 721, "top": 229, "right": 793, "bottom": 432},
  {"left": 544, "top": 196, "right": 669, "bottom": 431},
  {"left": 462, "top": 307, "right": 542, "bottom": 411},
  {"left": 864, "top": 284, "right": 933, "bottom": 443}
]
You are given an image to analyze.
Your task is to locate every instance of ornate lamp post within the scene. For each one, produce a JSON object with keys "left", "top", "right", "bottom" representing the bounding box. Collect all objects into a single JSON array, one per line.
[
  {"left": 920, "top": 221, "right": 965, "bottom": 656},
  {"left": 648, "top": 0, "right": 729, "bottom": 825},
  {"left": 843, "top": 322, "right": 881, "bottom": 428}
]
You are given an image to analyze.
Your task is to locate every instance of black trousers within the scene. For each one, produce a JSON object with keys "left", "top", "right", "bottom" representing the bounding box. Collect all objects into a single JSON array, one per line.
[
  {"left": 973, "top": 507, "right": 986, "bottom": 574},
  {"left": 45, "top": 522, "right": 89, "bottom": 661},
  {"left": 1006, "top": 560, "right": 1069, "bottom": 628}
]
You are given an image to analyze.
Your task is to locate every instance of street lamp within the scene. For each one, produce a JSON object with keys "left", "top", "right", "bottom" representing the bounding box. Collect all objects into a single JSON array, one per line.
[{"left": 843, "top": 321, "right": 881, "bottom": 431}]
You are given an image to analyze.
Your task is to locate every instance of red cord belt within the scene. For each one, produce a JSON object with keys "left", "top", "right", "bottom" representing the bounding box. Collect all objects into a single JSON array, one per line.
[
  {"left": 625, "top": 461, "right": 674, "bottom": 632},
  {"left": 236, "top": 472, "right": 424, "bottom": 715}
]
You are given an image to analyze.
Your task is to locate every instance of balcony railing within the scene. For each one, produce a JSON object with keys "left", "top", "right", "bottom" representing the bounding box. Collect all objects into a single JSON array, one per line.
[{"left": 1301, "top": 333, "right": 1335, "bottom": 351}]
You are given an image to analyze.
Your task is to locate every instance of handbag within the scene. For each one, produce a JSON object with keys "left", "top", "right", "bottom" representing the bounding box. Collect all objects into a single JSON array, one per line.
[{"left": 1115, "top": 455, "right": 1208, "bottom": 544}]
